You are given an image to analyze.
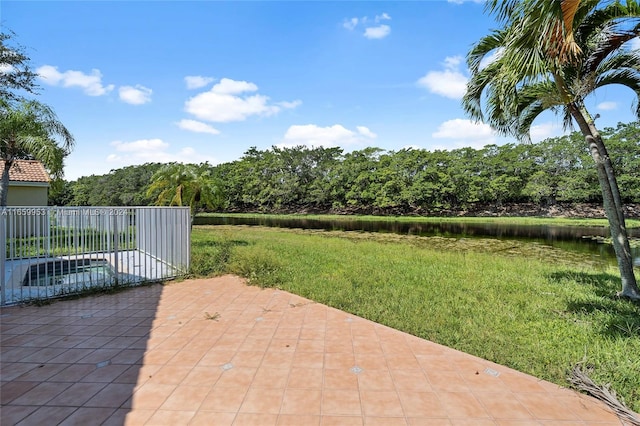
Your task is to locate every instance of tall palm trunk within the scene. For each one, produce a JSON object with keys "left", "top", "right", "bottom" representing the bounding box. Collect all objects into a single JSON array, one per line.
[
  {"left": 0, "top": 159, "right": 13, "bottom": 207},
  {"left": 570, "top": 105, "right": 639, "bottom": 299}
]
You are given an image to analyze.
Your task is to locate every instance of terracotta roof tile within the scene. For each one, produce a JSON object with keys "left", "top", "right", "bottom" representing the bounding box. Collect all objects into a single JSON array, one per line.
[{"left": 1, "top": 160, "right": 50, "bottom": 183}]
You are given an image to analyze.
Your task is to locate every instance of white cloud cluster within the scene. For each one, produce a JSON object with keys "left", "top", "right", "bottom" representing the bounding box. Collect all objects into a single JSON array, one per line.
[
  {"left": 185, "top": 75, "right": 215, "bottom": 89},
  {"left": 343, "top": 13, "right": 392, "bottom": 40},
  {"left": 37, "top": 64, "right": 153, "bottom": 105},
  {"left": 431, "top": 118, "right": 561, "bottom": 150},
  {"left": 364, "top": 25, "right": 391, "bottom": 40},
  {"left": 176, "top": 119, "right": 220, "bottom": 135},
  {"left": 183, "top": 77, "right": 301, "bottom": 124},
  {"left": 107, "top": 138, "right": 216, "bottom": 165},
  {"left": 431, "top": 118, "right": 496, "bottom": 149},
  {"left": 279, "top": 124, "right": 377, "bottom": 148},
  {"left": 37, "top": 65, "right": 114, "bottom": 96},
  {"left": 119, "top": 85, "right": 152, "bottom": 105},
  {"left": 417, "top": 56, "right": 468, "bottom": 100},
  {"left": 278, "top": 100, "right": 303, "bottom": 109},
  {"left": 343, "top": 17, "right": 359, "bottom": 31}
]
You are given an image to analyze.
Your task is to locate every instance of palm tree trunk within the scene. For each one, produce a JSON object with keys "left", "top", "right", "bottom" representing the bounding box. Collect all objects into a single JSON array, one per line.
[
  {"left": 586, "top": 136, "right": 639, "bottom": 299},
  {"left": 0, "top": 160, "right": 13, "bottom": 207},
  {"left": 570, "top": 106, "right": 639, "bottom": 299},
  {"left": 587, "top": 124, "right": 627, "bottom": 227}
]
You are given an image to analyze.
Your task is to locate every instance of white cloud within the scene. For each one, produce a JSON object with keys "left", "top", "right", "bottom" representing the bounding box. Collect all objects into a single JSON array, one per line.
[
  {"left": 356, "top": 126, "right": 377, "bottom": 139},
  {"left": 184, "top": 77, "right": 299, "bottom": 123},
  {"left": 597, "top": 101, "right": 617, "bottom": 111},
  {"left": 118, "top": 85, "right": 152, "bottom": 105},
  {"left": 107, "top": 138, "right": 216, "bottom": 165},
  {"left": 343, "top": 17, "right": 359, "bottom": 30},
  {"left": 417, "top": 55, "right": 468, "bottom": 99},
  {"left": 432, "top": 118, "right": 496, "bottom": 149},
  {"left": 211, "top": 78, "right": 258, "bottom": 95},
  {"left": 185, "top": 75, "right": 215, "bottom": 89},
  {"left": 344, "top": 13, "right": 392, "bottom": 39},
  {"left": 529, "top": 122, "right": 563, "bottom": 143},
  {"left": 279, "top": 124, "right": 376, "bottom": 148},
  {"left": 630, "top": 38, "right": 640, "bottom": 50},
  {"left": 443, "top": 56, "right": 463, "bottom": 69},
  {"left": 430, "top": 119, "right": 561, "bottom": 149},
  {"left": 364, "top": 25, "right": 391, "bottom": 40},
  {"left": 176, "top": 119, "right": 220, "bottom": 135},
  {"left": 433, "top": 119, "right": 494, "bottom": 139},
  {"left": 278, "top": 100, "right": 303, "bottom": 109},
  {"left": 447, "top": 0, "right": 484, "bottom": 4},
  {"left": 36, "top": 65, "right": 114, "bottom": 96}
]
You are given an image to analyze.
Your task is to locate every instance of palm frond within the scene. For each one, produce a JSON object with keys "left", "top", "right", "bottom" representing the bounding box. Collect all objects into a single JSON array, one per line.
[
  {"left": 463, "top": 60, "right": 504, "bottom": 121},
  {"left": 467, "top": 29, "right": 507, "bottom": 74},
  {"left": 583, "top": 23, "right": 640, "bottom": 74},
  {"left": 561, "top": 105, "right": 574, "bottom": 132}
]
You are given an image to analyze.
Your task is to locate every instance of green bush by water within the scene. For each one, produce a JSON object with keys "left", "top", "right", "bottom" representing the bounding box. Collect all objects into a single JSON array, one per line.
[{"left": 191, "top": 225, "right": 640, "bottom": 411}]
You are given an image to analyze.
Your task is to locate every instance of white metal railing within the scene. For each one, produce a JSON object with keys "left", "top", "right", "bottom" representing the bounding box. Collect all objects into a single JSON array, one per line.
[{"left": 1, "top": 206, "right": 191, "bottom": 305}]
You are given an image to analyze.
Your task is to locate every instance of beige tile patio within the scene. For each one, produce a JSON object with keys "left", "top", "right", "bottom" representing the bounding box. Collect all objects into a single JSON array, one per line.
[{"left": 0, "top": 275, "right": 629, "bottom": 425}]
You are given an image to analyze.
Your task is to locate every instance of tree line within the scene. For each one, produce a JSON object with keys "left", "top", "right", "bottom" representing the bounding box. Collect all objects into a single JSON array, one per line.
[{"left": 52, "top": 122, "right": 640, "bottom": 214}]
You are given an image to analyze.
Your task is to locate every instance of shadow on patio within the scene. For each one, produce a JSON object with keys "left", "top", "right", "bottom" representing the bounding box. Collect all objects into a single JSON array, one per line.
[{"left": 0, "top": 275, "right": 626, "bottom": 425}]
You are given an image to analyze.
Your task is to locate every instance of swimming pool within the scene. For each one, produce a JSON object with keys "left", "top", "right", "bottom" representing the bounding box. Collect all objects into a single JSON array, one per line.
[
  {"left": 2, "top": 250, "right": 182, "bottom": 305},
  {"left": 22, "top": 258, "right": 115, "bottom": 287}
]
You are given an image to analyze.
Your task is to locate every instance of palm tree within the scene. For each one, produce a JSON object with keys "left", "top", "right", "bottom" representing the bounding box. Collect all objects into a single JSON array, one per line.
[
  {"left": 0, "top": 99, "right": 75, "bottom": 206},
  {"left": 147, "top": 163, "right": 223, "bottom": 225},
  {"left": 463, "top": 0, "right": 640, "bottom": 299}
]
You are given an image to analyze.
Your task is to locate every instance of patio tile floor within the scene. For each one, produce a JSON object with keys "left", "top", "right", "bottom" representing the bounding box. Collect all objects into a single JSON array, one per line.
[{"left": 0, "top": 275, "right": 626, "bottom": 425}]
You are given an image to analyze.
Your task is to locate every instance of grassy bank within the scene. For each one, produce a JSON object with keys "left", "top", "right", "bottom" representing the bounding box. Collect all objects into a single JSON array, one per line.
[
  {"left": 191, "top": 225, "right": 640, "bottom": 412},
  {"left": 198, "top": 212, "right": 640, "bottom": 228}
]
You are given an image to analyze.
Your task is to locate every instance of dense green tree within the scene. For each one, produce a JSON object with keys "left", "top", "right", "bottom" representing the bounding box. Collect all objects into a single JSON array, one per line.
[
  {"left": 463, "top": 0, "right": 640, "bottom": 298},
  {"left": 333, "top": 147, "right": 385, "bottom": 210},
  {"left": 54, "top": 125, "right": 639, "bottom": 216},
  {"left": 603, "top": 122, "right": 640, "bottom": 203},
  {"left": 48, "top": 179, "right": 74, "bottom": 206},
  {"left": 147, "top": 163, "right": 223, "bottom": 224},
  {"left": 66, "top": 163, "right": 164, "bottom": 206}
]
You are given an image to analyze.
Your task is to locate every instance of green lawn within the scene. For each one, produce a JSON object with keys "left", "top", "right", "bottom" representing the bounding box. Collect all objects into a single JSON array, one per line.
[{"left": 190, "top": 225, "right": 640, "bottom": 412}]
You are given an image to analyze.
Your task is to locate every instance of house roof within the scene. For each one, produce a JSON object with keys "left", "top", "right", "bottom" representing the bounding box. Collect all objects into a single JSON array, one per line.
[{"left": 1, "top": 160, "right": 50, "bottom": 183}]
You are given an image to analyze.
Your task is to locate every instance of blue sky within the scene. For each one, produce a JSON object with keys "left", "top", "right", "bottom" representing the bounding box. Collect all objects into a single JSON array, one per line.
[{"left": 3, "top": 0, "right": 639, "bottom": 180}]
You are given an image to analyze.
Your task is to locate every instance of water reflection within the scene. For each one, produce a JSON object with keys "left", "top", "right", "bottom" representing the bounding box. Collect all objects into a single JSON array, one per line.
[{"left": 195, "top": 215, "right": 639, "bottom": 266}]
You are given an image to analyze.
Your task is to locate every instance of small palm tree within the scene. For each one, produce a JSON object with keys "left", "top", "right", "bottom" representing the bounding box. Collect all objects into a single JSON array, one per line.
[
  {"left": 463, "top": 0, "right": 640, "bottom": 299},
  {"left": 0, "top": 99, "right": 74, "bottom": 206},
  {"left": 147, "top": 163, "right": 223, "bottom": 225}
]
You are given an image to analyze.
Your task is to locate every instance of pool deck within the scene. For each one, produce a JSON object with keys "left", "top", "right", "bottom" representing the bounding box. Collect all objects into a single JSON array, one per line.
[{"left": 0, "top": 275, "right": 628, "bottom": 425}]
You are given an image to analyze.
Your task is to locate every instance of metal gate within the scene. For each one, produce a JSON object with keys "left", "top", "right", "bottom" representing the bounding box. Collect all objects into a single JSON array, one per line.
[{"left": 1, "top": 206, "right": 190, "bottom": 305}]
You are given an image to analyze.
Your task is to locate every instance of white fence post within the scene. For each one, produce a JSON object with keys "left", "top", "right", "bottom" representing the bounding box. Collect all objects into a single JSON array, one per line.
[{"left": 1, "top": 209, "right": 6, "bottom": 306}]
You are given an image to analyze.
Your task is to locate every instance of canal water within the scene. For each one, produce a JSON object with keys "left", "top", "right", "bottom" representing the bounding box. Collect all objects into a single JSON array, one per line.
[{"left": 194, "top": 215, "right": 640, "bottom": 267}]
